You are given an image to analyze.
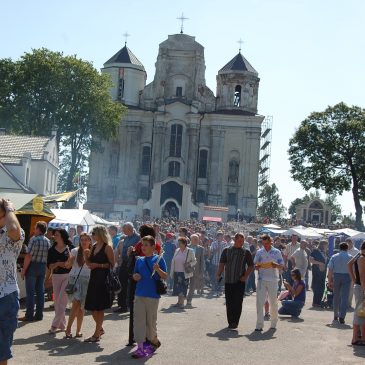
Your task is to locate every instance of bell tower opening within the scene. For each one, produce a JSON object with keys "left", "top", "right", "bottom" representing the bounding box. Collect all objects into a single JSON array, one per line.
[{"left": 233, "top": 85, "right": 241, "bottom": 107}]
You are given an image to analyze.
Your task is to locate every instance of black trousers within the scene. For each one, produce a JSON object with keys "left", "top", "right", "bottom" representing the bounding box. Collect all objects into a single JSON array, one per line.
[
  {"left": 225, "top": 282, "right": 245, "bottom": 326},
  {"left": 117, "top": 264, "right": 129, "bottom": 309},
  {"left": 128, "top": 279, "right": 136, "bottom": 344}
]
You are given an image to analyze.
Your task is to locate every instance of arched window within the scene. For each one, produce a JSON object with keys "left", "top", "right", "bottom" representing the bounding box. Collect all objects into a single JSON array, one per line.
[
  {"left": 169, "top": 124, "right": 183, "bottom": 157},
  {"left": 198, "top": 149, "right": 208, "bottom": 178},
  {"left": 168, "top": 161, "right": 180, "bottom": 177},
  {"left": 233, "top": 85, "right": 241, "bottom": 107},
  {"left": 141, "top": 146, "right": 151, "bottom": 175},
  {"left": 228, "top": 159, "right": 239, "bottom": 183}
]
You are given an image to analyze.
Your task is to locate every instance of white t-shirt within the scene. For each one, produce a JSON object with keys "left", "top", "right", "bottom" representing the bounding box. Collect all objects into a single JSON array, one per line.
[
  {"left": 292, "top": 248, "right": 308, "bottom": 276},
  {"left": 0, "top": 227, "right": 25, "bottom": 298},
  {"left": 173, "top": 249, "right": 188, "bottom": 272},
  {"left": 348, "top": 246, "right": 360, "bottom": 258},
  {"left": 69, "top": 248, "right": 91, "bottom": 278}
]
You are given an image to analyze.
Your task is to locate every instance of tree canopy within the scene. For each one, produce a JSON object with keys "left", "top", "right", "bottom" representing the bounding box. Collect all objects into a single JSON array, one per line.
[
  {"left": 288, "top": 102, "right": 365, "bottom": 229},
  {"left": 0, "top": 48, "right": 126, "bottom": 203},
  {"left": 257, "top": 183, "right": 286, "bottom": 220}
]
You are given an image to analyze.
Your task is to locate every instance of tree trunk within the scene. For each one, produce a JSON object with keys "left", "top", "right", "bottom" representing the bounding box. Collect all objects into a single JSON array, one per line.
[{"left": 350, "top": 166, "right": 364, "bottom": 230}]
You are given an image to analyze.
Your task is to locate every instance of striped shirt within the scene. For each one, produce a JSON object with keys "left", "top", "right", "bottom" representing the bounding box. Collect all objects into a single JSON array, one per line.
[
  {"left": 27, "top": 234, "right": 51, "bottom": 263},
  {"left": 210, "top": 241, "right": 229, "bottom": 266},
  {"left": 220, "top": 246, "right": 254, "bottom": 284},
  {"left": 284, "top": 242, "right": 300, "bottom": 259}
]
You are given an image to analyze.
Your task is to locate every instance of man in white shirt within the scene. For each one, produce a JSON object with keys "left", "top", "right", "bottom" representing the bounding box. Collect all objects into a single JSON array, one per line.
[
  {"left": 0, "top": 199, "right": 25, "bottom": 365},
  {"left": 291, "top": 240, "right": 308, "bottom": 279},
  {"left": 346, "top": 238, "right": 360, "bottom": 309},
  {"left": 284, "top": 235, "right": 300, "bottom": 284},
  {"left": 254, "top": 234, "right": 284, "bottom": 331}
]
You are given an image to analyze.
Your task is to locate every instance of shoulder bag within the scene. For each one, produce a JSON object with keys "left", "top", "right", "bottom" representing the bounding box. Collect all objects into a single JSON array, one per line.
[
  {"left": 144, "top": 258, "right": 167, "bottom": 295},
  {"left": 184, "top": 249, "right": 194, "bottom": 274},
  {"left": 65, "top": 263, "right": 84, "bottom": 294}
]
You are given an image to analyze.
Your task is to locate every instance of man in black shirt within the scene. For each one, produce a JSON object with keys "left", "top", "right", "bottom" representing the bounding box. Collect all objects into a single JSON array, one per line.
[{"left": 217, "top": 233, "right": 254, "bottom": 329}]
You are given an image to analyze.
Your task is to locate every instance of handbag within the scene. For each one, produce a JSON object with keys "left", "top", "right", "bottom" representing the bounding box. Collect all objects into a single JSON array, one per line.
[
  {"left": 65, "top": 264, "right": 84, "bottom": 295},
  {"left": 184, "top": 249, "right": 194, "bottom": 274},
  {"left": 144, "top": 258, "right": 167, "bottom": 295},
  {"left": 106, "top": 269, "right": 122, "bottom": 295}
]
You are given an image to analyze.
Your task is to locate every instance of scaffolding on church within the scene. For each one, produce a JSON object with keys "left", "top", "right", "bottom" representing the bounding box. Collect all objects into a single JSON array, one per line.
[{"left": 258, "top": 116, "right": 273, "bottom": 198}]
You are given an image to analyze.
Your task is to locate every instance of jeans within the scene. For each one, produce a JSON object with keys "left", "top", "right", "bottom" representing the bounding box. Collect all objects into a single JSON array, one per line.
[
  {"left": 333, "top": 273, "right": 351, "bottom": 319},
  {"left": 312, "top": 270, "right": 326, "bottom": 306},
  {"left": 246, "top": 271, "right": 256, "bottom": 292},
  {"left": 278, "top": 300, "right": 304, "bottom": 317},
  {"left": 0, "top": 291, "right": 19, "bottom": 362},
  {"left": 25, "top": 262, "right": 46, "bottom": 320},
  {"left": 212, "top": 265, "right": 223, "bottom": 293},
  {"left": 225, "top": 282, "right": 245, "bottom": 326}
]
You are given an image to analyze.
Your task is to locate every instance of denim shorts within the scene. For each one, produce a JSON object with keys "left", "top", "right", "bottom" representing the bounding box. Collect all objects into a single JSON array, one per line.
[{"left": 0, "top": 291, "right": 20, "bottom": 361}]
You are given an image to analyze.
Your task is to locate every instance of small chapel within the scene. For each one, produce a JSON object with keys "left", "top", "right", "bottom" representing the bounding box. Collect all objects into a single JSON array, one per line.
[{"left": 85, "top": 31, "right": 264, "bottom": 221}]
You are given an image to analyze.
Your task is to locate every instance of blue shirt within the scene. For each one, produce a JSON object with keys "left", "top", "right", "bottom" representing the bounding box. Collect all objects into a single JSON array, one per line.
[
  {"left": 163, "top": 241, "right": 176, "bottom": 264},
  {"left": 328, "top": 251, "right": 352, "bottom": 274},
  {"left": 112, "top": 233, "right": 121, "bottom": 250},
  {"left": 122, "top": 233, "right": 140, "bottom": 260},
  {"left": 134, "top": 255, "right": 167, "bottom": 299}
]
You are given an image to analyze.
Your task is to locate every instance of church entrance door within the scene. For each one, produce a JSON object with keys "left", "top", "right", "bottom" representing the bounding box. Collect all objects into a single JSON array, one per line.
[{"left": 162, "top": 201, "right": 179, "bottom": 219}]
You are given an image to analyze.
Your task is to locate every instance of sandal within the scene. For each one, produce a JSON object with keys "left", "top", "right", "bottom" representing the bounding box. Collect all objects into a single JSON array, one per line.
[
  {"left": 48, "top": 327, "right": 58, "bottom": 334},
  {"left": 75, "top": 333, "right": 83, "bottom": 338},
  {"left": 84, "top": 335, "right": 100, "bottom": 343},
  {"left": 64, "top": 332, "right": 73, "bottom": 339},
  {"left": 352, "top": 340, "right": 365, "bottom": 346}
]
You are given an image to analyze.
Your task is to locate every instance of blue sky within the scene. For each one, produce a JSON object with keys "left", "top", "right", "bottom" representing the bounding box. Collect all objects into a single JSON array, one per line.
[{"left": 2, "top": 0, "right": 364, "bottom": 216}]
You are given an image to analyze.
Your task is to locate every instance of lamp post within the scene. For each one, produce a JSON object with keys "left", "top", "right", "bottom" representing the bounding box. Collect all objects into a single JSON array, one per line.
[{"left": 237, "top": 209, "right": 241, "bottom": 223}]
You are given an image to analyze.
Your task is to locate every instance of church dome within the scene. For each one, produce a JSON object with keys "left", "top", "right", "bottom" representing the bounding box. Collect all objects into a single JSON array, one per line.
[
  {"left": 219, "top": 52, "right": 257, "bottom": 76},
  {"left": 104, "top": 45, "right": 145, "bottom": 71}
]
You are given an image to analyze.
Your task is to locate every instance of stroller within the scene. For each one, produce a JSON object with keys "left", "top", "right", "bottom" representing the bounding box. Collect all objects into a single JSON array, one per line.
[{"left": 321, "top": 283, "right": 333, "bottom": 309}]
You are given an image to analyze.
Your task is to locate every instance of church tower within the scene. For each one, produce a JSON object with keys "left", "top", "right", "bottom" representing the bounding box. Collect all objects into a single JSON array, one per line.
[
  {"left": 216, "top": 50, "right": 259, "bottom": 114},
  {"left": 102, "top": 44, "right": 146, "bottom": 106}
]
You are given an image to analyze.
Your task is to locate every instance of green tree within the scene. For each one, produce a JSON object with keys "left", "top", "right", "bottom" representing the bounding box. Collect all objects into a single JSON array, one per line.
[
  {"left": 288, "top": 102, "right": 365, "bottom": 230},
  {"left": 324, "top": 193, "right": 342, "bottom": 222},
  {"left": 257, "top": 183, "right": 286, "bottom": 220},
  {"left": 0, "top": 49, "right": 126, "bottom": 203}
]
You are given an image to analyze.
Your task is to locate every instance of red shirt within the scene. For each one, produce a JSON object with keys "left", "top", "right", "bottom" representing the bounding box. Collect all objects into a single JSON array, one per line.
[{"left": 134, "top": 240, "right": 162, "bottom": 256}]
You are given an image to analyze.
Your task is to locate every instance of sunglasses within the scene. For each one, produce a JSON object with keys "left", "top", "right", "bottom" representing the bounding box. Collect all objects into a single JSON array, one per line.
[{"left": 91, "top": 232, "right": 96, "bottom": 236}]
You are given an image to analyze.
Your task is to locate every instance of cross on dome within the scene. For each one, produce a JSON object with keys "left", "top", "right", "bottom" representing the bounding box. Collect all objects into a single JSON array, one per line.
[
  {"left": 237, "top": 38, "right": 244, "bottom": 53},
  {"left": 177, "top": 13, "right": 189, "bottom": 34},
  {"left": 123, "top": 32, "right": 130, "bottom": 46}
]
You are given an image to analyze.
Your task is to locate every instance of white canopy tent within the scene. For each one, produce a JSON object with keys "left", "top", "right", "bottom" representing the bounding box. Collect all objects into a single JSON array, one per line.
[
  {"left": 50, "top": 209, "right": 95, "bottom": 227},
  {"left": 282, "top": 227, "right": 323, "bottom": 239},
  {"left": 263, "top": 224, "right": 282, "bottom": 229},
  {"left": 331, "top": 228, "right": 361, "bottom": 237},
  {"left": 350, "top": 232, "right": 365, "bottom": 240}
]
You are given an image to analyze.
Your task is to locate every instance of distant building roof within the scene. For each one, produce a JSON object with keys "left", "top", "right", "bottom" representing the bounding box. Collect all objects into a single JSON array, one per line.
[
  {"left": 219, "top": 52, "right": 258, "bottom": 75},
  {"left": 0, "top": 161, "right": 34, "bottom": 193},
  {"left": 0, "top": 134, "right": 52, "bottom": 161},
  {"left": 104, "top": 45, "right": 144, "bottom": 68}
]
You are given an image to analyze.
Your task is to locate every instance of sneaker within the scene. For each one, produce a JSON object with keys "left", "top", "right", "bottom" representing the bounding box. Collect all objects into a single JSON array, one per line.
[
  {"left": 143, "top": 342, "right": 156, "bottom": 355},
  {"left": 339, "top": 318, "right": 345, "bottom": 324},
  {"left": 264, "top": 313, "right": 271, "bottom": 321},
  {"left": 131, "top": 348, "right": 147, "bottom": 359},
  {"left": 186, "top": 301, "right": 192, "bottom": 307}
]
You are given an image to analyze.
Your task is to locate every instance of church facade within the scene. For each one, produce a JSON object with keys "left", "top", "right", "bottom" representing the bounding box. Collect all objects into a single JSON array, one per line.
[{"left": 85, "top": 33, "right": 264, "bottom": 221}]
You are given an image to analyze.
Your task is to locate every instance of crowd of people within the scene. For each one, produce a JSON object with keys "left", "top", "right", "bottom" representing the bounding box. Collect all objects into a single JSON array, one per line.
[{"left": 1, "top": 198, "right": 365, "bottom": 363}]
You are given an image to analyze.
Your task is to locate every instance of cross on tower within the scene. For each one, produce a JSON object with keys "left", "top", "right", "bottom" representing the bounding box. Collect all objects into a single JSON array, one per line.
[
  {"left": 123, "top": 32, "right": 130, "bottom": 46},
  {"left": 177, "top": 13, "right": 189, "bottom": 34},
  {"left": 237, "top": 38, "right": 244, "bottom": 53}
]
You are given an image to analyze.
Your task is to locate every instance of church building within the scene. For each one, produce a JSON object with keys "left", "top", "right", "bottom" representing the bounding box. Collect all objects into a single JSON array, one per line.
[{"left": 85, "top": 32, "right": 264, "bottom": 221}]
